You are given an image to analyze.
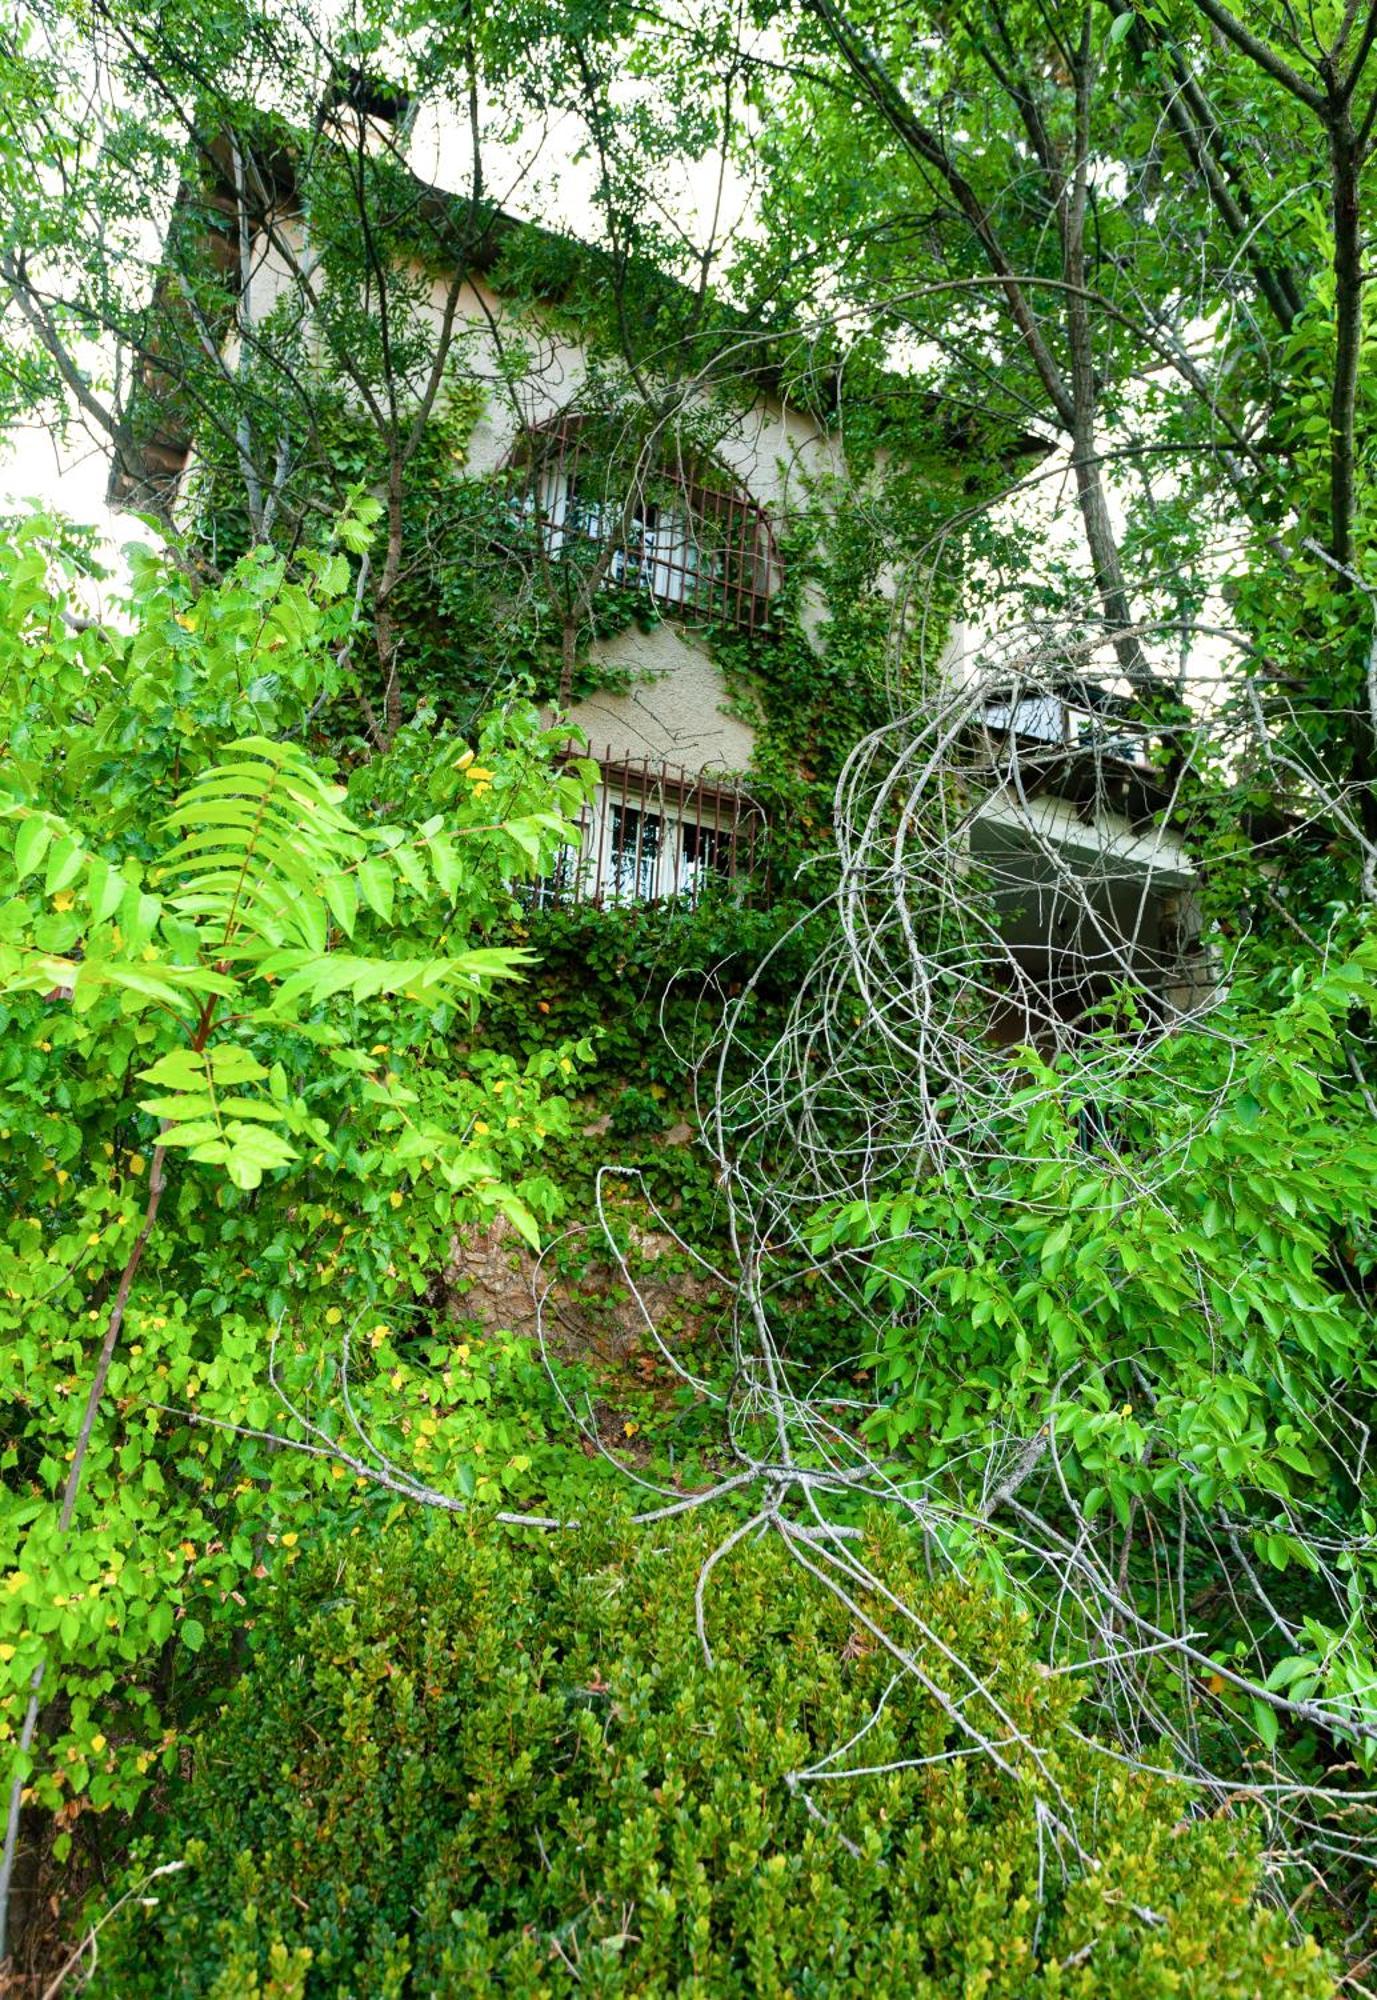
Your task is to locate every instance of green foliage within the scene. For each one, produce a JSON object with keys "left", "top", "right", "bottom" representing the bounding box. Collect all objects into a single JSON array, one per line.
[
  {"left": 810, "top": 933, "right": 1377, "bottom": 1748},
  {"left": 0, "top": 509, "right": 595, "bottom": 1829},
  {"left": 476, "top": 895, "right": 832, "bottom": 1264},
  {"left": 91, "top": 1513, "right": 1332, "bottom": 1998}
]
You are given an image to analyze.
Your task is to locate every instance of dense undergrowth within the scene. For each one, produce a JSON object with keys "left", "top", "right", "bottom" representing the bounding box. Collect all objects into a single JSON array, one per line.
[
  {"left": 0, "top": 512, "right": 1368, "bottom": 1990},
  {"left": 91, "top": 1515, "right": 1332, "bottom": 1999}
]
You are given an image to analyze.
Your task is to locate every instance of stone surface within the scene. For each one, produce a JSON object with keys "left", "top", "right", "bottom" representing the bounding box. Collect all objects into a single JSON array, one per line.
[{"left": 439, "top": 1214, "right": 724, "bottom": 1379}]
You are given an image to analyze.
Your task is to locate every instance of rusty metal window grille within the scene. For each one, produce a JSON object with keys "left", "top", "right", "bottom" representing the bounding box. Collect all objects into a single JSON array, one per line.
[
  {"left": 512, "top": 415, "right": 779, "bottom": 634},
  {"left": 522, "top": 750, "right": 766, "bottom": 909}
]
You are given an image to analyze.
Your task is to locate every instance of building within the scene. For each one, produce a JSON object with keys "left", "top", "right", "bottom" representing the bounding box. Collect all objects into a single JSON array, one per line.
[{"left": 105, "top": 89, "right": 1208, "bottom": 1031}]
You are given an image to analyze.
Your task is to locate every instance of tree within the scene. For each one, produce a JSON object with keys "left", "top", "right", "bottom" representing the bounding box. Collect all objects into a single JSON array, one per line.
[
  {"left": 730, "top": 0, "right": 1377, "bottom": 899},
  {"left": 2, "top": 0, "right": 851, "bottom": 735},
  {"left": 0, "top": 503, "right": 594, "bottom": 1957}
]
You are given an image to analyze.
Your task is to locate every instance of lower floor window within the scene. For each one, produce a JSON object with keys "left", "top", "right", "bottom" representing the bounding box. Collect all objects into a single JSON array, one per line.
[{"left": 524, "top": 759, "right": 762, "bottom": 909}]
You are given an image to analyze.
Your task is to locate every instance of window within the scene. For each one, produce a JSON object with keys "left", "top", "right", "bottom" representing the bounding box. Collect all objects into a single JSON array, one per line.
[
  {"left": 982, "top": 685, "right": 1154, "bottom": 769},
  {"left": 514, "top": 415, "right": 777, "bottom": 633},
  {"left": 542, "top": 477, "right": 705, "bottom": 612},
  {"left": 520, "top": 754, "right": 764, "bottom": 909},
  {"left": 608, "top": 800, "right": 663, "bottom": 902},
  {"left": 983, "top": 694, "right": 1066, "bottom": 744}
]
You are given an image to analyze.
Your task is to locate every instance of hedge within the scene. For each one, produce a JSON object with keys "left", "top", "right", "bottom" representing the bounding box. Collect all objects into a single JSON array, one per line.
[{"left": 92, "top": 1512, "right": 1331, "bottom": 1998}]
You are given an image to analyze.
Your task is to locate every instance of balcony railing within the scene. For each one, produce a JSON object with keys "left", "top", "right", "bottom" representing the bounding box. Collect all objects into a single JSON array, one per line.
[{"left": 981, "top": 687, "right": 1156, "bottom": 770}]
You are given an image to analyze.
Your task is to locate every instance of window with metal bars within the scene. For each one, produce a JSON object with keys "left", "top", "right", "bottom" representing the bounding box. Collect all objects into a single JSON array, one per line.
[
  {"left": 513, "top": 415, "right": 778, "bottom": 633},
  {"left": 520, "top": 752, "right": 765, "bottom": 909}
]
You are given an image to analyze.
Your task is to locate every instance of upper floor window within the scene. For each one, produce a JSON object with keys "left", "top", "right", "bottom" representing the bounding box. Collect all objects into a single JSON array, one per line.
[{"left": 512, "top": 413, "right": 779, "bottom": 633}]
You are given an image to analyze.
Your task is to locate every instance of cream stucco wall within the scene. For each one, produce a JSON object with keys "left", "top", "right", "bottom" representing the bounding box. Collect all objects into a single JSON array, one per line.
[
  {"left": 560, "top": 623, "right": 755, "bottom": 776},
  {"left": 241, "top": 240, "right": 837, "bottom": 776}
]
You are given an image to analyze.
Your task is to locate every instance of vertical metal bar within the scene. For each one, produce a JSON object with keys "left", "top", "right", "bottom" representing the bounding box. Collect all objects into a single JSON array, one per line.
[
  {"left": 649, "top": 760, "right": 665, "bottom": 902},
  {"left": 704, "top": 772, "right": 716, "bottom": 908},
  {"left": 727, "top": 490, "right": 737, "bottom": 626},
  {"left": 679, "top": 762, "right": 691, "bottom": 904},
  {"left": 591, "top": 746, "right": 609, "bottom": 908},
  {"left": 628, "top": 761, "right": 644, "bottom": 906}
]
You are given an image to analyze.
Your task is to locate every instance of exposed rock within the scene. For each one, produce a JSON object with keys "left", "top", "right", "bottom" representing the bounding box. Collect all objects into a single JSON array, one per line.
[{"left": 438, "top": 1212, "right": 724, "bottom": 1381}]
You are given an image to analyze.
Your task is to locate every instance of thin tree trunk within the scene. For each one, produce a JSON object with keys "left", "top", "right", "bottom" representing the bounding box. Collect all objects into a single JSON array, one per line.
[
  {"left": 1327, "top": 104, "right": 1362, "bottom": 568},
  {"left": 0, "top": 1144, "right": 170, "bottom": 1964},
  {"left": 375, "top": 449, "right": 407, "bottom": 747}
]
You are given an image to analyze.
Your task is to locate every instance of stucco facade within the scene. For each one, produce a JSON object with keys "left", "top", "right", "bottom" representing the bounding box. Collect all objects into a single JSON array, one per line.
[
  {"left": 137, "top": 183, "right": 1209, "bottom": 995},
  {"left": 561, "top": 623, "right": 755, "bottom": 777}
]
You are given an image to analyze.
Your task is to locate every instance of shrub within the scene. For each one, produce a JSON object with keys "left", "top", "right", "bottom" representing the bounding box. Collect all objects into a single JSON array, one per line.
[
  {"left": 0, "top": 513, "right": 595, "bottom": 1836},
  {"left": 93, "top": 1514, "right": 1330, "bottom": 1998}
]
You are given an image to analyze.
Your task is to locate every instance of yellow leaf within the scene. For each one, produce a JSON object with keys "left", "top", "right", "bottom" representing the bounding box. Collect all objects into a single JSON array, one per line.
[
  {"left": 389, "top": 1191, "right": 403, "bottom": 1209},
  {"left": 127, "top": 1153, "right": 146, "bottom": 1176},
  {"left": 325, "top": 1307, "right": 342, "bottom": 1325},
  {"left": 51, "top": 890, "right": 75, "bottom": 912},
  {"left": 281, "top": 1531, "right": 298, "bottom": 1548}
]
